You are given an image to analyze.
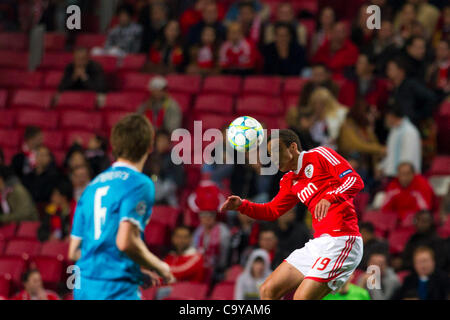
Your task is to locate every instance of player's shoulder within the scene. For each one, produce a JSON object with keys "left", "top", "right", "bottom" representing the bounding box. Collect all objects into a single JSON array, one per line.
[{"left": 306, "top": 146, "right": 342, "bottom": 166}]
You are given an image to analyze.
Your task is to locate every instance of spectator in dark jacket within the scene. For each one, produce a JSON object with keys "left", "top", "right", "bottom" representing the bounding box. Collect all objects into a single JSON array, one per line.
[
  {"left": 85, "top": 135, "right": 110, "bottom": 177},
  {"left": 392, "top": 246, "right": 450, "bottom": 300},
  {"left": 0, "top": 166, "right": 38, "bottom": 224},
  {"left": 138, "top": 2, "right": 169, "bottom": 53},
  {"left": 11, "top": 126, "right": 43, "bottom": 181},
  {"left": 187, "top": 2, "right": 226, "bottom": 46},
  {"left": 263, "top": 23, "right": 306, "bottom": 76},
  {"left": 358, "top": 222, "right": 389, "bottom": 270},
  {"left": 400, "top": 36, "right": 430, "bottom": 81},
  {"left": 58, "top": 47, "right": 107, "bottom": 93}
]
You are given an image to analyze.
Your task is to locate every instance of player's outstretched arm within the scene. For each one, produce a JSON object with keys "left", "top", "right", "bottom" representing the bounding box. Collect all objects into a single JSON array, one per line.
[{"left": 116, "top": 221, "right": 175, "bottom": 284}]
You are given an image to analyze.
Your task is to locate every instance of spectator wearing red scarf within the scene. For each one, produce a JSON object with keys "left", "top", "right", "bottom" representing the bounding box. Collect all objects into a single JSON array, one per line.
[
  {"left": 12, "top": 269, "right": 59, "bottom": 300},
  {"left": 312, "top": 21, "right": 359, "bottom": 76},
  {"left": 381, "top": 162, "right": 435, "bottom": 222},
  {"left": 164, "top": 226, "right": 205, "bottom": 282}
]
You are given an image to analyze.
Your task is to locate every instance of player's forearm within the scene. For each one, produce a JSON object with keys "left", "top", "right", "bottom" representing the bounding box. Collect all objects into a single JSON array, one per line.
[
  {"left": 238, "top": 199, "right": 284, "bottom": 221},
  {"left": 123, "top": 237, "right": 169, "bottom": 276}
]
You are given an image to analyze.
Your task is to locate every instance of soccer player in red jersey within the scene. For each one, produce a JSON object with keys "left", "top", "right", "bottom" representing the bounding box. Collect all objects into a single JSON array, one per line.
[{"left": 220, "top": 129, "right": 364, "bottom": 300}]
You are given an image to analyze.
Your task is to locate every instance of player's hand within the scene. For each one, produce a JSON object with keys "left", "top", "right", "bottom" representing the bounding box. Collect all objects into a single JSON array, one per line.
[
  {"left": 158, "top": 262, "right": 176, "bottom": 285},
  {"left": 220, "top": 195, "right": 243, "bottom": 213},
  {"left": 141, "top": 269, "right": 162, "bottom": 289},
  {"left": 315, "top": 199, "right": 331, "bottom": 221}
]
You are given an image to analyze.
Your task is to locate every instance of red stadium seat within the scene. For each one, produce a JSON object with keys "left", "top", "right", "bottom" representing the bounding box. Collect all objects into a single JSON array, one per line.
[
  {"left": 0, "top": 240, "right": 5, "bottom": 255},
  {"left": 0, "top": 51, "right": 28, "bottom": 70},
  {"left": 210, "top": 282, "right": 235, "bottom": 300},
  {"left": 236, "top": 96, "right": 283, "bottom": 116},
  {"left": 362, "top": 210, "right": 398, "bottom": 235},
  {"left": 144, "top": 221, "right": 167, "bottom": 247},
  {"left": 166, "top": 74, "right": 202, "bottom": 94},
  {"left": 0, "top": 69, "right": 43, "bottom": 89},
  {"left": 42, "top": 130, "right": 65, "bottom": 151},
  {"left": 120, "top": 72, "right": 154, "bottom": 91},
  {"left": 44, "top": 33, "right": 67, "bottom": 52},
  {"left": 119, "top": 54, "right": 146, "bottom": 71},
  {"left": 0, "top": 224, "right": 16, "bottom": 241},
  {"left": 40, "top": 240, "right": 69, "bottom": 262},
  {"left": 388, "top": 228, "right": 415, "bottom": 254},
  {"left": 2, "top": 147, "right": 17, "bottom": 165},
  {"left": 170, "top": 92, "right": 191, "bottom": 114},
  {"left": 56, "top": 91, "right": 97, "bottom": 110},
  {"left": 194, "top": 94, "right": 234, "bottom": 115},
  {"left": 141, "top": 286, "right": 157, "bottom": 300},
  {"left": 60, "top": 110, "right": 103, "bottom": 131},
  {"left": 428, "top": 156, "right": 450, "bottom": 176},
  {"left": 242, "top": 76, "right": 282, "bottom": 96},
  {"left": 32, "top": 256, "right": 63, "bottom": 289},
  {"left": 64, "top": 130, "right": 95, "bottom": 148},
  {"left": 91, "top": 55, "right": 118, "bottom": 73},
  {"left": 0, "top": 275, "right": 11, "bottom": 298},
  {"left": 0, "top": 110, "right": 16, "bottom": 128},
  {"left": 43, "top": 71, "right": 64, "bottom": 89},
  {"left": 224, "top": 264, "right": 243, "bottom": 283},
  {"left": 0, "top": 33, "right": 28, "bottom": 51},
  {"left": 283, "top": 77, "right": 308, "bottom": 96},
  {"left": 39, "top": 52, "right": 73, "bottom": 71},
  {"left": 164, "top": 282, "right": 208, "bottom": 300},
  {"left": 0, "top": 129, "right": 21, "bottom": 148},
  {"left": 4, "top": 239, "right": 41, "bottom": 260},
  {"left": 194, "top": 113, "right": 234, "bottom": 131},
  {"left": 0, "top": 257, "right": 25, "bottom": 288},
  {"left": 11, "top": 90, "right": 54, "bottom": 109},
  {"left": 75, "top": 33, "right": 107, "bottom": 49},
  {"left": 0, "top": 89, "right": 7, "bottom": 109},
  {"left": 16, "top": 109, "right": 59, "bottom": 129},
  {"left": 16, "top": 221, "right": 40, "bottom": 239},
  {"left": 63, "top": 292, "right": 73, "bottom": 300},
  {"left": 103, "top": 111, "right": 130, "bottom": 131},
  {"left": 150, "top": 206, "right": 180, "bottom": 229},
  {"left": 103, "top": 92, "right": 147, "bottom": 111},
  {"left": 202, "top": 76, "right": 242, "bottom": 95}
]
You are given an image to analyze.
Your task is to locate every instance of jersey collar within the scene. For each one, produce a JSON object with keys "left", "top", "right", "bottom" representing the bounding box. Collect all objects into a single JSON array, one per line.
[
  {"left": 112, "top": 161, "right": 139, "bottom": 172},
  {"left": 295, "top": 151, "right": 306, "bottom": 174}
]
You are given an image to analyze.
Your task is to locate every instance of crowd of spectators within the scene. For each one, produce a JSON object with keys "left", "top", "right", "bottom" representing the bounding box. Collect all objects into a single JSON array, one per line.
[{"left": 0, "top": 0, "right": 449, "bottom": 300}]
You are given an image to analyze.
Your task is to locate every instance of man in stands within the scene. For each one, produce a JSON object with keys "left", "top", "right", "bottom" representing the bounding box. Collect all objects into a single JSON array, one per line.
[
  {"left": 11, "top": 126, "right": 43, "bottom": 180},
  {"left": 12, "top": 269, "right": 60, "bottom": 300},
  {"left": 381, "top": 162, "right": 435, "bottom": 221},
  {"left": 164, "top": 226, "right": 205, "bottom": 282}
]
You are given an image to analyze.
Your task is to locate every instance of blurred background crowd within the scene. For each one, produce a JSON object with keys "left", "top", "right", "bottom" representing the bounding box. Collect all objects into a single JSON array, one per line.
[{"left": 0, "top": 0, "right": 449, "bottom": 300}]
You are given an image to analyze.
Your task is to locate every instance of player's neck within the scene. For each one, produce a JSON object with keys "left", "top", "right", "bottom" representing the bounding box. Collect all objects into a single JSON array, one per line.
[
  {"left": 289, "top": 151, "right": 301, "bottom": 172},
  {"left": 116, "top": 158, "right": 145, "bottom": 172}
]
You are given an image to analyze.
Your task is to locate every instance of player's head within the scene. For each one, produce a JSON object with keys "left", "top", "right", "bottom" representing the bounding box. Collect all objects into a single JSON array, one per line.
[
  {"left": 268, "top": 129, "right": 302, "bottom": 172},
  {"left": 111, "top": 114, "right": 155, "bottom": 165}
]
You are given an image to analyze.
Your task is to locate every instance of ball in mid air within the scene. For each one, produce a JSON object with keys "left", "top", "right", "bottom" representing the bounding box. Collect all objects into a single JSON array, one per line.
[{"left": 227, "top": 116, "right": 264, "bottom": 152}]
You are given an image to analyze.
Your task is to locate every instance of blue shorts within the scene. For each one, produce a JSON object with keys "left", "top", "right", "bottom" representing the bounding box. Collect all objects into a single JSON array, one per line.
[{"left": 73, "top": 277, "right": 142, "bottom": 300}]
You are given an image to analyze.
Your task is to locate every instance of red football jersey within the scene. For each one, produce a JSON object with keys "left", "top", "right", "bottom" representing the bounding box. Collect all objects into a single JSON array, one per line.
[{"left": 238, "top": 146, "right": 364, "bottom": 238}]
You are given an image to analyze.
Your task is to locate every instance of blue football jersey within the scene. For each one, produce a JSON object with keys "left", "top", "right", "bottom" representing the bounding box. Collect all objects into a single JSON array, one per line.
[{"left": 71, "top": 162, "right": 155, "bottom": 284}]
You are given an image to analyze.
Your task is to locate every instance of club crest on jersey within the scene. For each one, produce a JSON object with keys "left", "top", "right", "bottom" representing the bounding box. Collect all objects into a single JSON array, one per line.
[
  {"left": 304, "top": 164, "right": 314, "bottom": 178},
  {"left": 136, "top": 201, "right": 147, "bottom": 216}
]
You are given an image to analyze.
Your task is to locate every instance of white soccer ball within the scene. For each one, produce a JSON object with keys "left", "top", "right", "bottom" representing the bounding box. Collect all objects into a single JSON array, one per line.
[{"left": 227, "top": 116, "right": 264, "bottom": 152}]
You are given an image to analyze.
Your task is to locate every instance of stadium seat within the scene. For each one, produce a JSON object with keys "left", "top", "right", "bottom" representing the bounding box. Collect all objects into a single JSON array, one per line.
[
  {"left": 16, "top": 109, "right": 59, "bottom": 130},
  {"left": 236, "top": 96, "right": 283, "bottom": 116},
  {"left": 0, "top": 240, "right": 4, "bottom": 255},
  {"left": 39, "top": 52, "right": 73, "bottom": 71},
  {"left": 63, "top": 292, "right": 73, "bottom": 300},
  {"left": 44, "top": 32, "right": 67, "bottom": 52},
  {"left": 119, "top": 54, "right": 146, "bottom": 71},
  {"left": 0, "top": 129, "right": 21, "bottom": 148},
  {"left": 0, "top": 224, "right": 16, "bottom": 241},
  {"left": 103, "top": 92, "right": 147, "bottom": 111},
  {"left": 164, "top": 282, "right": 208, "bottom": 300},
  {"left": 242, "top": 76, "right": 282, "bottom": 96},
  {"left": 428, "top": 156, "right": 450, "bottom": 176},
  {"left": 283, "top": 77, "right": 308, "bottom": 96},
  {"left": 103, "top": 111, "right": 130, "bottom": 131},
  {"left": 42, "top": 130, "right": 65, "bottom": 151},
  {"left": 194, "top": 113, "right": 234, "bottom": 131},
  {"left": 0, "top": 32, "right": 28, "bottom": 51},
  {"left": 210, "top": 282, "right": 235, "bottom": 300},
  {"left": 224, "top": 264, "right": 243, "bottom": 283},
  {"left": 144, "top": 221, "right": 167, "bottom": 248},
  {"left": 16, "top": 221, "right": 40, "bottom": 239},
  {"left": 75, "top": 33, "right": 107, "bottom": 49},
  {"left": 120, "top": 72, "right": 154, "bottom": 91},
  {"left": 166, "top": 74, "right": 202, "bottom": 94},
  {"left": 0, "top": 51, "right": 28, "bottom": 69},
  {"left": 150, "top": 206, "right": 180, "bottom": 229},
  {"left": 0, "top": 69, "right": 43, "bottom": 89},
  {"left": 202, "top": 75, "right": 242, "bottom": 95},
  {"left": 362, "top": 210, "right": 398, "bottom": 235},
  {"left": 170, "top": 92, "right": 191, "bottom": 114},
  {"left": 194, "top": 94, "right": 234, "bottom": 115},
  {"left": 293, "top": 0, "right": 318, "bottom": 15},
  {"left": 64, "top": 130, "right": 95, "bottom": 148},
  {"left": 43, "top": 71, "right": 64, "bottom": 89},
  {"left": 2, "top": 147, "right": 16, "bottom": 165},
  {"left": 141, "top": 286, "right": 157, "bottom": 300},
  {"left": 0, "top": 256, "right": 25, "bottom": 288},
  {"left": 55, "top": 91, "right": 97, "bottom": 110},
  {"left": 388, "top": 228, "right": 415, "bottom": 254},
  {"left": 4, "top": 239, "right": 41, "bottom": 260},
  {"left": 0, "top": 110, "right": 16, "bottom": 128},
  {"left": 0, "top": 275, "right": 11, "bottom": 298},
  {"left": 91, "top": 55, "right": 118, "bottom": 73},
  {"left": 60, "top": 110, "right": 103, "bottom": 131},
  {"left": 40, "top": 240, "right": 69, "bottom": 262},
  {"left": 0, "top": 89, "right": 7, "bottom": 109},
  {"left": 32, "top": 256, "right": 63, "bottom": 290},
  {"left": 11, "top": 90, "right": 54, "bottom": 109}
]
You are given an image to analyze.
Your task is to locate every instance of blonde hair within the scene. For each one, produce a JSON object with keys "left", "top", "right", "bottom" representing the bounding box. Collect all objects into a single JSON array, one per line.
[{"left": 308, "top": 87, "right": 343, "bottom": 117}]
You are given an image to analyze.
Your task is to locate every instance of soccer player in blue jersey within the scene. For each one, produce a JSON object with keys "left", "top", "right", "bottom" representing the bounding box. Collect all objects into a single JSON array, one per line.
[{"left": 68, "top": 114, "right": 175, "bottom": 300}]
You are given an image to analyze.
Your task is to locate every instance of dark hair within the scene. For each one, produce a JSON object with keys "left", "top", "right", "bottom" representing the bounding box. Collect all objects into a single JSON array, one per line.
[
  {"left": 387, "top": 56, "right": 408, "bottom": 72},
  {"left": 23, "top": 126, "right": 42, "bottom": 142},
  {"left": 21, "top": 269, "right": 40, "bottom": 283},
  {"left": 269, "top": 129, "right": 302, "bottom": 151},
  {"left": 359, "top": 221, "right": 375, "bottom": 233},
  {"left": 405, "top": 35, "right": 425, "bottom": 48},
  {"left": 274, "top": 22, "right": 295, "bottom": 39},
  {"left": 397, "top": 161, "right": 415, "bottom": 173},
  {"left": 385, "top": 103, "right": 405, "bottom": 118},
  {"left": 53, "top": 178, "right": 73, "bottom": 201},
  {"left": 0, "top": 165, "right": 14, "bottom": 181},
  {"left": 173, "top": 225, "right": 192, "bottom": 235},
  {"left": 117, "top": 4, "right": 134, "bottom": 17},
  {"left": 348, "top": 99, "right": 370, "bottom": 127},
  {"left": 238, "top": 1, "right": 255, "bottom": 11},
  {"left": 413, "top": 246, "right": 435, "bottom": 260},
  {"left": 111, "top": 114, "right": 154, "bottom": 162},
  {"left": 253, "top": 256, "right": 265, "bottom": 264},
  {"left": 310, "top": 63, "right": 330, "bottom": 73},
  {"left": 94, "top": 134, "right": 108, "bottom": 152}
]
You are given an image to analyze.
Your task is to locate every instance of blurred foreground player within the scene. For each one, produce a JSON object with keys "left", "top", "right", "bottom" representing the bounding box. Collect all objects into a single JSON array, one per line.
[
  {"left": 221, "top": 129, "right": 364, "bottom": 300},
  {"left": 69, "top": 114, "right": 175, "bottom": 300}
]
